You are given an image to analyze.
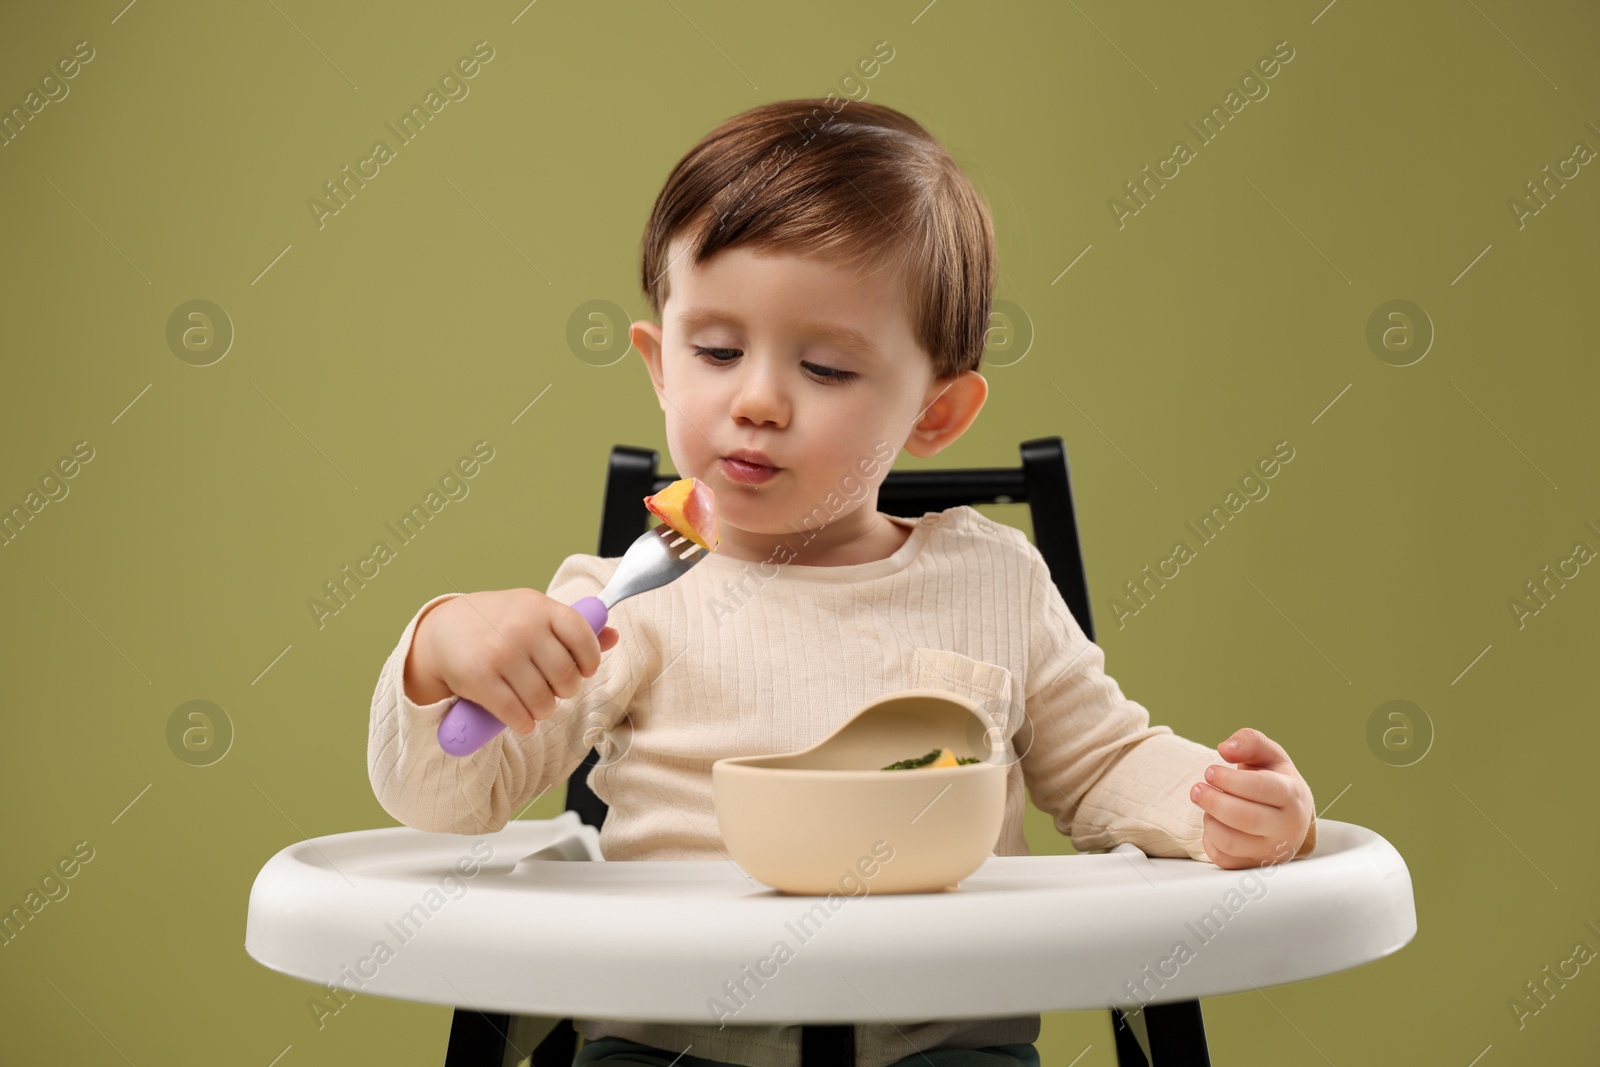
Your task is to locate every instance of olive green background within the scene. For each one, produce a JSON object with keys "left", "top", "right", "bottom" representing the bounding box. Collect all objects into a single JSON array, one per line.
[{"left": 2, "top": 0, "right": 1596, "bottom": 1063}]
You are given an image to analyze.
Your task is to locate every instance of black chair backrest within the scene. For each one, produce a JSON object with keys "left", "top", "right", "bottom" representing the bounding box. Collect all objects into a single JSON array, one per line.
[{"left": 566, "top": 436, "right": 1095, "bottom": 830}]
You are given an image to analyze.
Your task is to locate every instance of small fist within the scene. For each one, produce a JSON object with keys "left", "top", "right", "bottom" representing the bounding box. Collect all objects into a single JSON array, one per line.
[
  {"left": 1189, "top": 727, "right": 1314, "bottom": 869},
  {"left": 412, "top": 588, "right": 619, "bottom": 737}
]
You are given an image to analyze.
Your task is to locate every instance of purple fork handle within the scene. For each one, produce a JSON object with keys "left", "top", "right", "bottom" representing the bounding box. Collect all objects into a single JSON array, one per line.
[{"left": 436, "top": 596, "right": 610, "bottom": 757}]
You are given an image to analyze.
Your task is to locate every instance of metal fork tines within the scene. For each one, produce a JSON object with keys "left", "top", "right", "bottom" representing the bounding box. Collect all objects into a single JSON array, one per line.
[{"left": 600, "top": 523, "right": 710, "bottom": 607}]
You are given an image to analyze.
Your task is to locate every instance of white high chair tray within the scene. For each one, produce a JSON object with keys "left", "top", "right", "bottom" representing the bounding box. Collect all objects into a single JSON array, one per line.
[{"left": 245, "top": 812, "right": 1415, "bottom": 1024}]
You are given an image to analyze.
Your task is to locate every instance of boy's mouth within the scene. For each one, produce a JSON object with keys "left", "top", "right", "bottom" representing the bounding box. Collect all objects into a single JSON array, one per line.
[{"left": 720, "top": 451, "right": 781, "bottom": 485}]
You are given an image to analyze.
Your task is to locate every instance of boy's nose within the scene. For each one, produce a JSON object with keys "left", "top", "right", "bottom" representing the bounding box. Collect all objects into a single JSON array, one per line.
[{"left": 728, "top": 364, "right": 789, "bottom": 427}]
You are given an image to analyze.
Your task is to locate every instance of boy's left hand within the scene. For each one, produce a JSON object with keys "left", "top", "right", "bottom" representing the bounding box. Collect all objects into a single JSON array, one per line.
[{"left": 1190, "top": 727, "right": 1314, "bottom": 870}]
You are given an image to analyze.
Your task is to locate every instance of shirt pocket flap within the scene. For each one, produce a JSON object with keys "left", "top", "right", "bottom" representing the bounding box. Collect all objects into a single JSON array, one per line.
[
  {"left": 911, "top": 648, "right": 1021, "bottom": 766},
  {"left": 911, "top": 647, "right": 1014, "bottom": 709}
]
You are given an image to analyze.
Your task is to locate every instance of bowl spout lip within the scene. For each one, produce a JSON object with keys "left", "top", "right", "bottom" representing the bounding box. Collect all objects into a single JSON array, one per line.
[
  {"left": 711, "top": 687, "right": 998, "bottom": 772},
  {"left": 712, "top": 758, "right": 1003, "bottom": 777}
]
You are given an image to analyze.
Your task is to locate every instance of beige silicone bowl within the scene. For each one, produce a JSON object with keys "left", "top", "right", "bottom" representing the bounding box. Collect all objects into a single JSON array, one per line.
[{"left": 711, "top": 688, "right": 1005, "bottom": 895}]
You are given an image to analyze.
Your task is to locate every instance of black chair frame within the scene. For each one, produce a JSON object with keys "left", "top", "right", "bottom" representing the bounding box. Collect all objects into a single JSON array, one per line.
[{"left": 444, "top": 437, "right": 1210, "bottom": 1067}]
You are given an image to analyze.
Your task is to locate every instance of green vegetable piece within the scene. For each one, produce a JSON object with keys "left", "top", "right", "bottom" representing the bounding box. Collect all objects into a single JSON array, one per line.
[
  {"left": 880, "top": 749, "right": 983, "bottom": 770},
  {"left": 881, "top": 749, "right": 941, "bottom": 771}
]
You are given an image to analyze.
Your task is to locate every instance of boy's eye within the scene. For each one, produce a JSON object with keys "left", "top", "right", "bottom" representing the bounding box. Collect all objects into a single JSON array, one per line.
[{"left": 690, "top": 346, "right": 859, "bottom": 384}]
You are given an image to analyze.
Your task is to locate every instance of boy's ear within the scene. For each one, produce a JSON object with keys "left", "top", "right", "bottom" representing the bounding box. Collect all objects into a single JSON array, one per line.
[
  {"left": 903, "top": 370, "right": 988, "bottom": 459},
  {"left": 630, "top": 321, "right": 667, "bottom": 412}
]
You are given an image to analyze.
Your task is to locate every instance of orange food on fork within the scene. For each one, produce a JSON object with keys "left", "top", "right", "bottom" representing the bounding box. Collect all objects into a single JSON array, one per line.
[{"left": 644, "top": 477, "right": 720, "bottom": 552}]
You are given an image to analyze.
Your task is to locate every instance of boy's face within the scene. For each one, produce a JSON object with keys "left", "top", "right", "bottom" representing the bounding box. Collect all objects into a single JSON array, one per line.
[{"left": 632, "top": 238, "right": 987, "bottom": 564}]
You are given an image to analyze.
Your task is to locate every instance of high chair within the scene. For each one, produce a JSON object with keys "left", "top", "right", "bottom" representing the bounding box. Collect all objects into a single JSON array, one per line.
[
  {"left": 244, "top": 445, "right": 1414, "bottom": 1067},
  {"left": 442, "top": 437, "right": 1206, "bottom": 1066}
]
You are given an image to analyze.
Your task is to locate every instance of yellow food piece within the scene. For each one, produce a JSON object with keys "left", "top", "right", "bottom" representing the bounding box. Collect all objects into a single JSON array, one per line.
[
  {"left": 928, "top": 748, "right": 959, "bottom": 768},
  {"left": 644, "top": 477, "right": 720, "bottom": 551}
]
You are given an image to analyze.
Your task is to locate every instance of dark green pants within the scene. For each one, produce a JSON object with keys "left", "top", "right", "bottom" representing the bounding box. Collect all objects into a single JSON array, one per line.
[{"left": 572, "top": 1035, "right": 1040, "bottom": 1066}]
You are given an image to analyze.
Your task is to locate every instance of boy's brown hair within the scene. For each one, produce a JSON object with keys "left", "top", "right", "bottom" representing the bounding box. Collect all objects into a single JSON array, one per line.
[{"left": 639, "top": 98, "right": 996, "bottom": 380}]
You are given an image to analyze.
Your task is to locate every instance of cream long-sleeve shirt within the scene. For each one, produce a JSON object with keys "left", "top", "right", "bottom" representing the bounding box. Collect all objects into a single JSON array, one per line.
[{"left": 368, "top": 505, "right": 1304, "bottom": 1067}]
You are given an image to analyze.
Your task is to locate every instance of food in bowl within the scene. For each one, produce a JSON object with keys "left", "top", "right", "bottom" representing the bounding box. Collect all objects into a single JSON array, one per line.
[{"left": 881, "top": 747, "right": 981, "bottom": 770}]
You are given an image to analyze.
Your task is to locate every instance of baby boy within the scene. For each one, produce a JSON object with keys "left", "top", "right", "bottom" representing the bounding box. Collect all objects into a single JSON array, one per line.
[{"left": 370, "top": 97, "right": 1316, "bottom": 1067}]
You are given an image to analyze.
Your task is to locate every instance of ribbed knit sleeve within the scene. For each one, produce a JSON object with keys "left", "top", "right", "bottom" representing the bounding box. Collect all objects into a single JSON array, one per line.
[
  {"left": 1017, "top": 545, "right": 1230, "bottom": 862},
  {"left": 366, "top": 554, "right": 646, "bottom": 835}
]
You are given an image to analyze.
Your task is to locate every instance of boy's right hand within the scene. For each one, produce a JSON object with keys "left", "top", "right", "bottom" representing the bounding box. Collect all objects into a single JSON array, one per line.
[{"left": 402, "top": 589, "right": 620, "bottom": 736}]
